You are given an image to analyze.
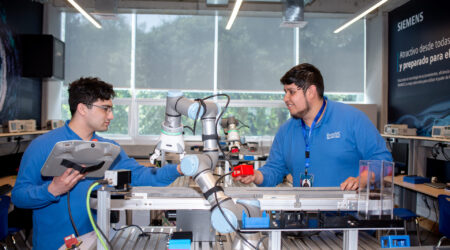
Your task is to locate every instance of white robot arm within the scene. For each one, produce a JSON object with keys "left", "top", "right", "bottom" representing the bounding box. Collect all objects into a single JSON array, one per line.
[
  {"left": 150, "top": 90, "right": 206, "bottom": 164},
  {"left": 155, "top": 91, "right": 260, "bottom": 238},
  {"left": 152, "top": 91, "right": 262, "bottom": 248},
  {"left": 180, "top": 154, "right": 261, "bottom": 233},
  {"left": 221, "top": 116, "right": 242, "bottom": 153}
]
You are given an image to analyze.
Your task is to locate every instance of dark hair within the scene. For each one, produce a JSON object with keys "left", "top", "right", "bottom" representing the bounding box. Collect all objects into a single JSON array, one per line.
[
  {"left": 68, "top": 77, "right": 115, "bottom": 116},
  {"left": 280, "top": 63, "right": 324, "bottom": 98}
]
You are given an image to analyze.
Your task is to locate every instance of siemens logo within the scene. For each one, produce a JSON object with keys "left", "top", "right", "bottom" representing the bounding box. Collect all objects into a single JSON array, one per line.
[{"left": 397, "top": 11, "right": 424, "bottom": 32}]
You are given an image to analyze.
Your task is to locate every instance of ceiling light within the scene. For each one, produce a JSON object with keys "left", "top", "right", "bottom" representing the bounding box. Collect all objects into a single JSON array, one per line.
[
  {"left": 67, "top": 0, "right": 102, "bottom": 29},
  {"left": 334, "top": 0, "right": 388, "bottom": 33},
  {"left": 225, "top": 0, "right": 243, "bottom": 30}
]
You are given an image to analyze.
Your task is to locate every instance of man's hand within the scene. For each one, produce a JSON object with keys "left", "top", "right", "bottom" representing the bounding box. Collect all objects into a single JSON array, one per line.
[
  {"left": 234, "top": 170, "right": 264, "bottom": 185},
  {"left": 48, "top": 168, "right": 86, "bottom": 197},
  {"left": 340, "top": 176, "right": 359, "bottom": 190},
  {"left": 176, "top": 164, "right": 183, "bottom": 175},
  {"left": 340, "top": 170, "right": 376, "bottom": 190}
]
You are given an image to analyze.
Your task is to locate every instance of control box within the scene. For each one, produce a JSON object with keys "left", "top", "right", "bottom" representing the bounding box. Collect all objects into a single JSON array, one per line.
[
  {"left": 104, "top": 170, "right": 131, "bottom": 190},
  {"left": 431, "top": 125, "right": 450, "bottom": 139},
  {"left": 5, "top": 120, "right": 36, "bottom": 133},
  {"left": 384, "top": 124, "right": 416, "bottom": 136},
  {"left": 46, "top": 119, "right": 65, "bottom": 130}
]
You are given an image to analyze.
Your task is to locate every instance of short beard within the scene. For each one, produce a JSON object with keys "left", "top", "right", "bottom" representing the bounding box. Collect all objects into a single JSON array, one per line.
[{"left": 291, "top": 99, "right": 310, "bottom": 119}]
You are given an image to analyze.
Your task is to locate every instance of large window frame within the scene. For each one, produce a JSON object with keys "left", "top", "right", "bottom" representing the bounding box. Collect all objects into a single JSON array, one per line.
[{"left": 61, "top": 12, "right": 365, "bottom": 145}]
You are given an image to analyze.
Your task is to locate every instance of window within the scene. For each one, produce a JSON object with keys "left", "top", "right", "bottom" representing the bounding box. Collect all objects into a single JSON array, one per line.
[
  {"left": 217, "top": 16, "right": 294, "bottom": 92},
  {"left": 61, "top": 12, "right": 364, "bottom": 143},
  {"left": 64, "top": 13, "right": 132, "bottom": 87},
  {"left": 299, "top": 16, "right": 364, "bottom": 101},
  {"left": 136, "top": 15, "right": 215, "bottom": 90}
]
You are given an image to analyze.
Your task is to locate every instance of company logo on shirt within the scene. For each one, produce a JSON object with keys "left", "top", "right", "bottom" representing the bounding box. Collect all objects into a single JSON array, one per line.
[{"left": 326, "top": 131, "right": 341, "bottom": 140}]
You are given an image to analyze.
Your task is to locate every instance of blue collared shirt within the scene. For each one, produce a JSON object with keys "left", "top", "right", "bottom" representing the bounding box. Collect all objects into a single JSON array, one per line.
[{"left": 258, "top": 100, "right": 392, "bottom": 187}]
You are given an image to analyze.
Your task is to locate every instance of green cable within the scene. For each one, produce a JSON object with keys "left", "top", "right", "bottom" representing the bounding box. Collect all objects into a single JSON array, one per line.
[
  {"left": 162, "top": 215, "right": 171, "bottom": 226},
  {"left": 86, "top": 182, "right": 109, "bottom": 250}
]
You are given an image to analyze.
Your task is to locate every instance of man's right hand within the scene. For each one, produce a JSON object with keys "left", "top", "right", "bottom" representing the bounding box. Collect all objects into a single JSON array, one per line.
[
  {"left": 234, "top": 170, "right": 264, "bottom": 185},
  {"left": 48, "top": 168, "right": 86, "bottom": 197}
]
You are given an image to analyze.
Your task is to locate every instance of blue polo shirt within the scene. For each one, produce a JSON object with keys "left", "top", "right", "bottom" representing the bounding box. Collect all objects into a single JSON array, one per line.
[
  {"left": 258, "top": 100, "right": 392, "bottom": 187},
  {"left": 12, "top": 122, "right": 180, "bottom": 250}
]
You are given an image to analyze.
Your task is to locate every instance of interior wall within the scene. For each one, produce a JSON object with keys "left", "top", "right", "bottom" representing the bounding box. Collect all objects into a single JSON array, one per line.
[
  {"left": 365, "top": 0, "right": 411, "bottom": 131},
  {"left": 350, "top": 104, "right": 377, "bottom": 127},
  {"left": 41, "top": 3, "right": 64, "bottom": 127},
  {"left": 365, "top": 10, "right": 387, "bottom": 131},
  {"left": 0, "top": 0, "right": 43, "bottom": 128},
  {"left": 0, "top": 0, "right": 44, "bottom": 174}
]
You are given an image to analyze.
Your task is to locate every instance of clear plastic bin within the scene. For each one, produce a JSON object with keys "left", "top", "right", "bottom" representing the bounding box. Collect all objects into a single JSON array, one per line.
[{"left": 357, "top": 160, "right": 394, "bottom": 219}]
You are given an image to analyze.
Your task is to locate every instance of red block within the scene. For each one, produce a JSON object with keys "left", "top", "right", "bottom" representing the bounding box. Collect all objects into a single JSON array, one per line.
[{"left": 232, "top": 164, "right": 254, "bottom": 177}]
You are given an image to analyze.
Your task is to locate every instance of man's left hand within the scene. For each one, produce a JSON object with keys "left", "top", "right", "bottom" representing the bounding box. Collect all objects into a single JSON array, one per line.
[
  {"left": 176, "top": 164, "right": 183, "bottom": 175},
  {"left": 340, "top": 176, "right": 359, "bottom": 190}
]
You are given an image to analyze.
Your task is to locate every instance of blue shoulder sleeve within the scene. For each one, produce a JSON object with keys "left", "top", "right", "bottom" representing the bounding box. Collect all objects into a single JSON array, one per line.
[{"left": 258, "top": 125, "right": 289, "bottom": 187}]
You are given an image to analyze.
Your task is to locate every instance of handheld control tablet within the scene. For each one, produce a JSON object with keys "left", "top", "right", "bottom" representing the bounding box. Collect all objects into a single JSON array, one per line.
[{"left": 41, "top": 140, "right": 121, "bottom": 178}]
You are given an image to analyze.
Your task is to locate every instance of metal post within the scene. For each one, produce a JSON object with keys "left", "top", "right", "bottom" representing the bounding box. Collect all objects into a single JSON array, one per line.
[
  {"left": 225, "top": 161, "right": 231, "bottom": 186},
  {"left": 268, "top": 231, "right": 281, "bottom": 250},
  {"left": 254, "top": 161, "right": 260, "bottom": 170},
  {"left": 161, "top": 150, "right": 166, "bottom": 166},
  {"left": 97, "top": 189, "right": 111, "bottom": 250},
  {"left": 343, "top": 229, "right": 358, "bottom": 250},
  {"left": 126, "top": 210, "right": 133, "bottom": 225},
  {"left": 408, "top": 139, "right": 415, "bottom": 175}
]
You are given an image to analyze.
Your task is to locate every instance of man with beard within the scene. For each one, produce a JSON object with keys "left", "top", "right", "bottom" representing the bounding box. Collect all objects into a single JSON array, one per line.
[{"left": 235, "top": 63, "right": 391, "bottom": 190}]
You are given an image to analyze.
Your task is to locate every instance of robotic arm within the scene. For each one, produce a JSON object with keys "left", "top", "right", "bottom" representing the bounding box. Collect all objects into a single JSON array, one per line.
[
  {"left": 158, "top": 93, "right": 261, "bottom": 236},
  {"left": 154, "top": 91, "right": 260, "bottom": 235},
  {"left": 150, "top": 91, "right": 206, "bottom": 164},
  {"left": 181, "top": 154, "right": 261, "bottom": 233},
  {"left": 221, "top": 116, "right": 242, "bottom": 153}
]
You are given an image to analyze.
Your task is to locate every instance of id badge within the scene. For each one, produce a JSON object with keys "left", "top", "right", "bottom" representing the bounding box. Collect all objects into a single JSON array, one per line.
[{"left": 300, "top": 173, "right": 314, "bottom": 187}]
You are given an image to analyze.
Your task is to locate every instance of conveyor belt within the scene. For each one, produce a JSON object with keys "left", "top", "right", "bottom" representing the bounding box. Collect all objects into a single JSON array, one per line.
[
  {"left": 110, "top": 226, "right": 380, "bottom": 250},
  {"left": 281, "top": 231, "right": 380, "bottom": 250}
]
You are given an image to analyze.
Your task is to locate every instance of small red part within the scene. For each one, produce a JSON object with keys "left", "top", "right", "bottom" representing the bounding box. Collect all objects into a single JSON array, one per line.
[
  {"left": 64, "top": 234, "right": 79, "bottom": 248},
  {"left": 232, "top": 164, "right": 254, "bottom": 177}
]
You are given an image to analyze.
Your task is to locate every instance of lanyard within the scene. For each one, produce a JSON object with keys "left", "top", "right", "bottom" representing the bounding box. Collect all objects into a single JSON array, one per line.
[{"left": 301, "top": 98, "right": 326, "bottom": 174}]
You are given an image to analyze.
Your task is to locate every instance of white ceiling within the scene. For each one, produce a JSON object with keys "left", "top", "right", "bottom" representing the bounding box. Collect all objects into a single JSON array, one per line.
[{"left": 51, "top": 0, "right": 409, "bottom": 16}]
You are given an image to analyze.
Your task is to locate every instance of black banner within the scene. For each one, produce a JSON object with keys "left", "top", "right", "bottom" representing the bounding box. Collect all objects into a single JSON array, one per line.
[{"left": 388, "top": 0, "right": 450, "bottom": 136}]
